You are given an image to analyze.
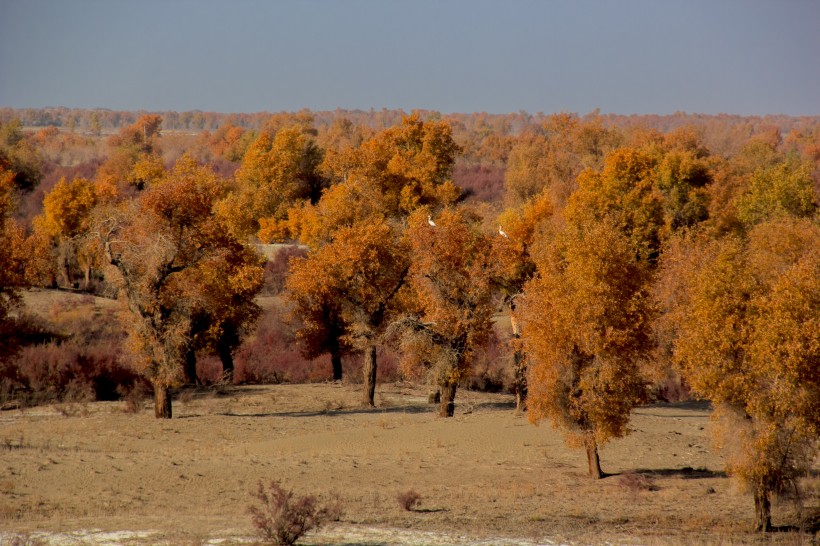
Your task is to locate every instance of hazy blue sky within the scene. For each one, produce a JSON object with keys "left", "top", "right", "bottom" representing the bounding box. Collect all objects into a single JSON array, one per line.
[{"left": 1, "top": 0, "right": 818, "bottom": 115}]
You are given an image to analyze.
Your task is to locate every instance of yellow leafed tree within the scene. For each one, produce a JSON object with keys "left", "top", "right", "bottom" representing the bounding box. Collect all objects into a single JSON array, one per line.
[
  {"left": 520, "top": 218, "right": 654, "bottom": 478},
  {"left": 96, "top": 155, "right": 263, "bottom": 418},
  {"left": 662, "top": 216, "right": 820, "bottom": 531},
  {"left": 399, "top": 207, "right": 497, "bottom": 417}
]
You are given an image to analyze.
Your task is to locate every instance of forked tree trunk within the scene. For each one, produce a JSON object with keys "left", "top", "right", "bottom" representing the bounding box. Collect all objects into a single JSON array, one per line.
[
  {"left": 153, "top": 382, "right": 172, "bottom": 419},
  {"left": 330, "top": 348, "right": 343, "bottom": 381},
  {"left": 362, "top": 345, "right": 377, "bottom": 407},
  {"left": 439, "top": 382, "right": 457, "bottom": 417},
  {"left": 753, "top": 484, "right": 772, "bottom": 532},
  {"left": 585, "top": 435, "right": 603, "bottom": 479}
]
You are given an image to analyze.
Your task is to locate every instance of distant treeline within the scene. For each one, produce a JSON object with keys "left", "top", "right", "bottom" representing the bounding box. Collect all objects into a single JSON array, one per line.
[{"left": 3, "top": 105, "right": 819, "bottom": 139}]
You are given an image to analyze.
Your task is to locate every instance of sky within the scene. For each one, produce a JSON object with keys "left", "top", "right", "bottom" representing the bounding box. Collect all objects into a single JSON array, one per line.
[{"left": 1, "top": 0, "right": 818, "bottom": 116}]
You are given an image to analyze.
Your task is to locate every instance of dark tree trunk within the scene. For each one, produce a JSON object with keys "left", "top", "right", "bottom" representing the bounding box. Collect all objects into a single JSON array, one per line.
[
  {"left": 585, "top": 435, "right": 603, "bottom": 479},
  {"left": 330, "top": 347, "right": 343, "bottom": 381},
  {"left": 753, "top": 484, "right": 772, "bottom": 532},
  {"left": 510, "top": 301, "right": 527, "bottom": 411},
  {"left": 513, "top": 349, "right": 527, "bottom": 411},
  {"left": 183, "top": 346, "right": 199, "bottom": 386},
  {"left": 362, "top": 345, "right": 377, "bottom": 407},
  {"left": 153, "top": 382, "right": 172, "bottom": 419},
  {"left": 217, "top": 336, "right": 234, "bottom": 383},
  {"left": 439, "top": 382, "right": 457, "bottom": 417}
]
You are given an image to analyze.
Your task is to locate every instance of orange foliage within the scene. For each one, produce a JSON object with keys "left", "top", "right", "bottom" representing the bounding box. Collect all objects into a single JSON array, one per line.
[
  {"left": 97, "top": 156, "right": 263, "bottom": 417},
  {"left": 661, "top": 217, "right": 820, "bottom": 530},
  {"left": 400, "top": 208, "right": 497, "bottom": 416},
  {"left": 521, "top": 218, "right": 654, "bottom": 476}
]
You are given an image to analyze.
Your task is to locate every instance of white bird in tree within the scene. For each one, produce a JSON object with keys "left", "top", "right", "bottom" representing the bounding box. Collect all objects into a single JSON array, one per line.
[
  {"left": 498, "top": 225, "right": 508, "bottom": 238},
  {"left": 428, "top": 215, "right": 436, "bottom": 227}
]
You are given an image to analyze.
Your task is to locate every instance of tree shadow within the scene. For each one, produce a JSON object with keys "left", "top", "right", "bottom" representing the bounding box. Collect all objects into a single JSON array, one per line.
[
  {"left": 211, "top": 403, "right": 435, "bottom": 419},
  {"left": 473, "top": 400, "right": 516, "bottom": 411},
  {"left": 644, "top": 399, "right": 713, "bottom": 411},
  {"left": 411, "top": 507, "right": 449, "bottom": 514},
  {"left": 628, "top": 467, "right": 727, "bottom": 479}
]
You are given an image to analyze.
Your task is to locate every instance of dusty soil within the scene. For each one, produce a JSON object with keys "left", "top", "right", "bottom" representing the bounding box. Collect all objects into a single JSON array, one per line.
[{"left": 1, "top": 382, "right": 818, "bottom": 545}]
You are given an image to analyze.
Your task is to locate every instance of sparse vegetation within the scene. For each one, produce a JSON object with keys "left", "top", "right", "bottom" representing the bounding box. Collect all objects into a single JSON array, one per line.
[
  {"left": 248, "top": 480, "right": 337, "bottom": 546},
  {"left": 0, "top": 108, "right": 818, "bottom": 541}
]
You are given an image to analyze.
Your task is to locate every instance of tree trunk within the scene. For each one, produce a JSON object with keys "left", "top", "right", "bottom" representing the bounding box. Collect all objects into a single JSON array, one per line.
[
  {"left": 58, "top": 247, "right": 71, "bottom": 289},
  {"left": 217, "top": 336, "right": 234, "bottom": 384},
  {"left": 753, "top": 484, "right": 772, "bottom": 532},
  {"left": 153, "top": 382, "right": 172, "bottom": 419},
  {"left": 330, "top": 347, "right": 343, "bottom": 381},
  {"left": 513, "top": 350, "right": 527, "bottom": 411},
  {"left": 183, "top": 346, "right": 199, "bottom": 386},
  {"left": 362, "top": 345, "right": 377, "bottom": 407},
  {"left": 585, "top": 435, "right": 603, "bottom": 479},
  {"left": 510, "top": 300, "right": 526, "bottom": 411},
  {"left": 83, "top": 265, "right": 92, "bottom": 291},
  {"left": 439, "top": 382, "right": 457, "bottom": 417}
]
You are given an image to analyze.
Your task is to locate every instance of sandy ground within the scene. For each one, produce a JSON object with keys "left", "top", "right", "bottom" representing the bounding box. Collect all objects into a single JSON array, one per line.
[{"left": 1, "top": 382, "right": 818, "bottom": 545}]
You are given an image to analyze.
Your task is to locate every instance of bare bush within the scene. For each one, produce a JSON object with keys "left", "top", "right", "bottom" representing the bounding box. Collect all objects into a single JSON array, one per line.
[
  {"left": 234, "top": 308, "right": 338, "bottom": 384},
  {"left": 396, "top": 489, "right": 422, "bottom": 511},
  {"left": 1, "top": 341, "right": 143, "bottom": 407},
  {"left": 452, "top": 164, "right": 505, "bottom": 203},
  {"left": 117, "top": 383, "right": 146, "bottom": 414},
  {"left": 248, "top": 480, "right": 336, "bottom": 546}
]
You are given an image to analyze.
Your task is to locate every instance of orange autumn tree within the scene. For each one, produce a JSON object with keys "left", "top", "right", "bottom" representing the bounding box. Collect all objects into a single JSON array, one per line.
[
  {"left": 504, "top": 112, "right": 621, "bottom": 211},
  {"left": 97, "top": 114, "right": 164, "bottom": 194},
  {"left": 31, "top": 176, "right": 98, "bottom": 288},
  {"left": 398, "top": 208, "right": 497, "bottom": 417},
  {"left": 520, "top": 216, "right": 655, "bottom": 478},
  {"left": 278, "top": 115, "right": 462, "bottom": 405},
  {"left": 284, "top": 263, "right": 350, "bottom": 382},
  {"left": 96, "top": 156, "right": 263, "bottom": 418},
  {"left": 0, "top": 160, "right": 29, "bottom": 362},
  {"left": 492, "top": 191, "right": 554, "bottom": 409},
  {"left": 661, "top": 217, "right": 820, "bottom": 532},
  {"left": 265, "top": 113, "right": 461, "bottom": 245},
  {"left": 217, "top": 125, "right": 325, "bottom": 240},
  {"left": 286, "top": 218, "right": 409, "bottom": 404}
]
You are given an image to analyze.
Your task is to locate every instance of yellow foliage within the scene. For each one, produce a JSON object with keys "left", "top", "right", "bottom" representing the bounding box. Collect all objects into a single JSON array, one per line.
[
  {"left": 521, "top": 218, "right": 654, "bottom": 448},
  {"left": 662, "top": 216, "right": 820, "bottom": 527}
]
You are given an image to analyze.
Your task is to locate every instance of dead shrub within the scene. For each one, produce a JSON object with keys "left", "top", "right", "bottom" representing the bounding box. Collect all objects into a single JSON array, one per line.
[
  {"left": 618, "top": 471, "right": 658, "bottom": 493},
  {"left": 234, "top": 308, "right": 334, "bottom": 384},
  {"left": 1, "top": 341, "right": 142, "bottom": 407},
  {"left": 462, "top": 328, "right": 512, "bottom": 393},
  {"left": 396, "top": 489, "right": 422, "bottom": 511},
  {"left": 453, "top": 163, "right": 505, "bottom": 203},
  {"left": 248, "top": 480, "right": 336, "bottom": 546},
  {"left": 118, "top": 383, "right": 146, "bottom": 414}
]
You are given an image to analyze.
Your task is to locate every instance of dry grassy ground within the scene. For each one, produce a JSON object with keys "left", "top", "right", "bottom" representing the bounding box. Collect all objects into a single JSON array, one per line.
[{"left": 1, "top": 382, "right": 818, "bottom": 545}]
